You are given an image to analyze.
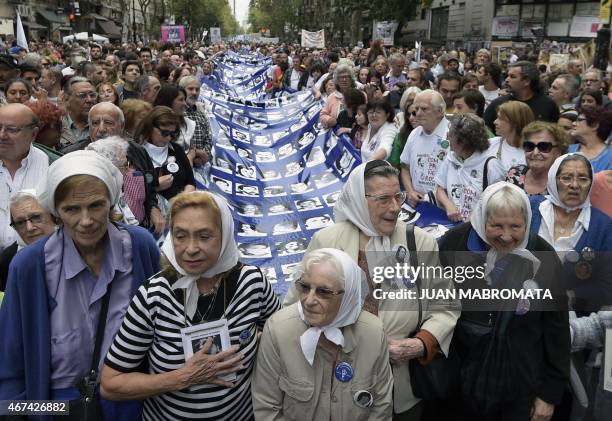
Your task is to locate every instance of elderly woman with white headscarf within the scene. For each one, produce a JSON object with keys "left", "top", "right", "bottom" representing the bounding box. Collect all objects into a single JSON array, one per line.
[
  {"left": 252, "top": 248, "right": 393, "bottom": 420},
  {"left": 284, "top": 160, "right": 459, "bottom": 418},
  {"left": 0, "top": 151, "right": 160, "bottom": 420},
  {"left": 438, "top": 181, "right": 569, "bottom": 421},
  {"left": 529, "top": 153, "right": 612, "bottom": 313},
  {"left": 101, "top": 190, "right": 281, "bottom": 420}
]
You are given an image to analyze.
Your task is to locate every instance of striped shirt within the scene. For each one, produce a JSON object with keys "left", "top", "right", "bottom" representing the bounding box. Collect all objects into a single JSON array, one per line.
[{"left": 105, "top": 264, "right": 281, "bottom": 420}]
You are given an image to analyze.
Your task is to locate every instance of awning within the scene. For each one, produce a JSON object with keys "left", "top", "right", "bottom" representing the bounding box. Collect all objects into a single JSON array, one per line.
[
  {"left": 97, "top": 20, "right": 121, "bottom": 38},
  {"left": 37, "top": 9, "right": 66, "bottom": 24},
  {"left": 87, "top": 13, "right": 108, "bottom": 21},
  {"left": 102, "top": 4, "right": 122, "bottom": 12},
  {"left": 23, "top": 21, "right": 47, "bottom": 30}
]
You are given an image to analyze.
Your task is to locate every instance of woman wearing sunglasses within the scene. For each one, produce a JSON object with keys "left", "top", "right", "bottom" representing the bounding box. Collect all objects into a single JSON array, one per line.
[
  {"left": 506, "top": 121, "right": 569, "bottom": 196},
  {"left": 134, "top": 106, "right": 195, "bottom": 201},
  {"left": 253, "top": 248, "right": 393, "bottom": 420},
  {"left": 283, "top": 160, "right": 459, "bottom": 419}
]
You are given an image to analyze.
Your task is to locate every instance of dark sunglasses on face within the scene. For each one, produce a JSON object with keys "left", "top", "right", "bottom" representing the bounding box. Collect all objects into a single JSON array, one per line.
[
  {"left": 154, "top": 125, "right": 179, "bottom": 139},
  {"left": 522, "top": 141, "right": 556, "bottom": 153}
]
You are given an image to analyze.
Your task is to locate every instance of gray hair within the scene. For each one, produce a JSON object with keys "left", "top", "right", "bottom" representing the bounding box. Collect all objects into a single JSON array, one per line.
[
  {"left": 485, "top": 185, "right": 529, "bottom": 226},
  {"left": 449, "top": 113, "right": 489, "bottom": 153},
  {"left": 477, "top": 48, "right": 490, "bottom": 58},
  {"left": 9, "top": 190, "right": 40, "bottom": 212},
  {"left": 178, "top": 75, "right": 199, "bottom": 88},
  {"left": 133, "top": 75, "right": 150, "bottom": 94},
  {"left": 364, "top": 164, "right": 400, "bottom": 181},
  {"left": 297, "top": 249, "right": 345, "bottom": 289},
  {"left": 88, "top": 102, "right": 125, "bottom": 127},
  {"left": 555, "top": 74, "right": 579, "bottom": 99},
  {"left": 400, "top": 86, "right": 422, "bottom": 110},
  {"left": 416, "top": 89, "right": 446, "bottom": 113},
  {"left": 333, "top": 63, "right": 355, "bottom": 89},
  {"left": 22, "top": 52, "right": 42, "bottom": 68},
  {"left": 85, "top": 135, "right": 129, "bottom": 170},
  {"left": 64, "top": 76, "right": 93, "bottom": 96}
]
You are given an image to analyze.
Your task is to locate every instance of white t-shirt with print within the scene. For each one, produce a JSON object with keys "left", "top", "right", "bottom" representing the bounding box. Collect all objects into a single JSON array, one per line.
[
  {"left": 399, "top": 118, "right": 450, "bottom": 194},
  {"left": 487, "top": 136, "right": 526, "bottom": 171},
  {"left": 435, "top": 150, "right": 506, "bottom": 221}
]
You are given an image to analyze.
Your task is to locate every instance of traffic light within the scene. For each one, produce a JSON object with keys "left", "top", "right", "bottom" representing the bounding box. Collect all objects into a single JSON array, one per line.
[{"left": 69, "top": 14, "right": 75, "bottom": 22}]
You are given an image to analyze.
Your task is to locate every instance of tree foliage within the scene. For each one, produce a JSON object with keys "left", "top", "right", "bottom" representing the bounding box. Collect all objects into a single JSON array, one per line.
[{"left": 151, "top": 0, "right": 240, "bottom": 39}]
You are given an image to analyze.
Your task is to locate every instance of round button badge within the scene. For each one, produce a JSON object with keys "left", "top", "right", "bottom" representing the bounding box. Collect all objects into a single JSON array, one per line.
[
  {"left": 167, "top": 162, "right": 179, "bottom": 174},
  {"left": 335, "top": 362, "right": 354, "bottom": 383}
]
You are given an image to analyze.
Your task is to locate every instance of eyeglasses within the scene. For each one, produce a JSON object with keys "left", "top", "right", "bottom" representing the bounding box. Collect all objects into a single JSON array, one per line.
[
  {"left": 11, "top": 213, "right": 44, "bottom": 230},
  {"left": 0, "top": 124, "right": 36, "bottom": 136},
  {"left": 522, "top": 141, "right": 556, "bottom": 153},
  {"left": 73, "top": 91, "right": 98, "bottom": 100},
  {"left": 583, "top": 79, "right": 598, "bottom": 84},
  {"left": 154, "top": 125, "right": 180, "bottom": 139},
  {"left": 367, "top": 109, "right": 384, "bottom": 116},
  {"left": 576, "top": 116, "right": 587, "bottom": 122},
  {"left": 295, "top": 279, "right": 345, "bottom": 299},
  {"left": 557, "top": 175, "right": 591, "bottom": 187},
  {"left": 365, "top": 191, "right": 407, "bottom": 206}
]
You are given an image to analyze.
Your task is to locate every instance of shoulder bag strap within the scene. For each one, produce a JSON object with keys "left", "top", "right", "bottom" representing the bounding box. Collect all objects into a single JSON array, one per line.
[
  {"left": 405, "top": 223, "right": 423, "bottom": 329},
  {"left": 90, "top": 282, "right": 114, "bottom": 375},
  {"left": 482, "top": 156, "right": 496, "bottom": 191}
]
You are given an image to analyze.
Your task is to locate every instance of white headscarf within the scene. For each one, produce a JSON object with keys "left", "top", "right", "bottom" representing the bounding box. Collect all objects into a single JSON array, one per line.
[
  {"left": 161, "top": 191, "right": 240, "bottom": 319},
  {"left": 41, "top": 150, "right": 123, "bottom": 216},
  {"left": 334, "top": 161, "right": 392, "bottom": 252},
  {"left": 470, "top": 181, "right": 540, "bottom": 279},
  {"left": 297, "top": 248, "right": 365, "bottom": 365},
  {"left": 545, "top": 153, "right": 594, "bottom": 213}
]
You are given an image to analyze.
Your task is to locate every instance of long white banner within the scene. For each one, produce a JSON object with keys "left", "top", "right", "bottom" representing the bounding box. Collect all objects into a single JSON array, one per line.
[{"left": 301, "top": 29, "right": 325, "bottom": 48}]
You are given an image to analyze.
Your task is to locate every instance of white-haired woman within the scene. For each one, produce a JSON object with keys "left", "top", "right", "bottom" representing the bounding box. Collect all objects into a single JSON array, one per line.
[
  {"left": 87, "top": 136, "right": 147, "bottom": 227},
  {"left": 284, "top": 160, "right": 459, "bottom": 418},
  {"left": 320, "top": 63, "right": 356, "bottom": 129},
  {"left": 0, "top": 151, "right": 161, "bottom": 420},
  {"left": 101, "top": 191, "right": 281, "bottom": 420},
  {"left": 438, "top": 182, "right": 569, "bottom": 420},
  {"left": 252, "top": 248, "right": 393, "bottom": 420},
  {"left": 0, "top": 190, "right": 56, "bottom": 291}
]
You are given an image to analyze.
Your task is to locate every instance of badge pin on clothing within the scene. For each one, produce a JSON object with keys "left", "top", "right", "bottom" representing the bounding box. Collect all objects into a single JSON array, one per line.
[
  {"left": 239, "top": 329, "right": 251, "bottom": 345},
  {"left": 335, "top": 362, "right": 354, "bottom": 383},
  {"left": 581, "top": 246, "right": 595, "bottom": 262},
  {"left": 353, "top": 390, "right": 374, "bottom": 408},
  {"left": 167, "top": 156, "right": 179, "bottom": 174},
  {"left": 565, "top": 250, "right": 580, "bottom": 263},
  {"left": 575, "top": 261, "right": 592, "bottom": 280}
]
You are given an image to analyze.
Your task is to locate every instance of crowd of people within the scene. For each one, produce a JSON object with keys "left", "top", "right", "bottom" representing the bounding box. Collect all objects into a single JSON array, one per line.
[{"left": 0, "top": 37, "right": 611, "bottom": 421}]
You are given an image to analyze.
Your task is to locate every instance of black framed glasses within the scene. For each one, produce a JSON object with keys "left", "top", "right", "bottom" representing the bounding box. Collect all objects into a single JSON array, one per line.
[
  {"left": 11, "top": 213, "right": 44, "bottom": 230},
  {"left": 154, "top": 125, "right": 180, "bottom": 139},
  {"left": 295, "top": 279, "right": 344, "bottom": 299},
  {"left": 522, "top": 141, "right": 556, "bottom": 153}
]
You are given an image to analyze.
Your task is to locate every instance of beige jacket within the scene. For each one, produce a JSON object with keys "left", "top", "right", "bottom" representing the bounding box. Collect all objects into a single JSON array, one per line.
[
  {"left": 283, "top": 220, "right": 460, "bottom": 413},
  {"left": 252, "top": 304, "right": 393, "bottom": 421}
]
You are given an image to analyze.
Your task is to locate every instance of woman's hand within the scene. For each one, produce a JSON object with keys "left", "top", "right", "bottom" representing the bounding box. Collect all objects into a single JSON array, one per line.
[
  {"left": 446, "top": 204, "right": 462, "bottom": 222},
  {"left": 336, "top": 127, "right": 351, "bottom": 135},
  {"left": 530, "top": 397, "right": 554, "bottom": 421},
  {"left": 387, "top": 337, "right": 424, "bottom": 365},
  {"left": 150, "top": 207, "right": 165, "bottom": 236},
  {"left": 178, "top": 338, "right": 245, "bottom": 388},
  {"left": 157, "top": 174, "right": 174, "bottom": 191}
]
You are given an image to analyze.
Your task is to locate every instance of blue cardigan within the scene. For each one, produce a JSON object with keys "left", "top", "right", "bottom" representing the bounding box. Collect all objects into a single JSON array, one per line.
[
  {"left": 0, "top": 224, "right": 160, "bottom": 420},
  {"left": 530, "top": 195, "right": 612, "bottom": 311}
]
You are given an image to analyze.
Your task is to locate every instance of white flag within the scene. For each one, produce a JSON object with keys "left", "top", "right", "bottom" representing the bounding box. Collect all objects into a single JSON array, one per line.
[{"left": 16, "top": 12, "right": 29, "bottom": 53}]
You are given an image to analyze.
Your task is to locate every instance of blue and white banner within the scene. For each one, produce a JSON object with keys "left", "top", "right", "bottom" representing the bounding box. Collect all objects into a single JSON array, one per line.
[{"left": 199, "top": 55, "right": 360, "bottom": 297}]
